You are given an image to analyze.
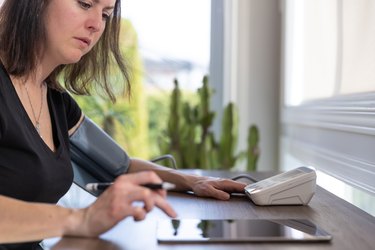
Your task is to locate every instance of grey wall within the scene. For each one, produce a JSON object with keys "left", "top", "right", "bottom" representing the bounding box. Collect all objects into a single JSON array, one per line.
[{"left": 211, "top": 0, "right": 281, "bottom": 171}]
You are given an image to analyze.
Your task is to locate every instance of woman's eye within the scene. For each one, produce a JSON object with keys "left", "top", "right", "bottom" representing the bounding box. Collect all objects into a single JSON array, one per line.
[
  {"left": 78, "top": 0, "right": 91, "bottom": 10},
  {"left": 102, "top": 13, "right": 110, "bottom": 21}
]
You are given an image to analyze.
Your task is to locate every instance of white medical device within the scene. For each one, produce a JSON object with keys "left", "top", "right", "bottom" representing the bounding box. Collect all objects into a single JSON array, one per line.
[{"left": 244, "top": 166, "right": 317, "bottom": 205}]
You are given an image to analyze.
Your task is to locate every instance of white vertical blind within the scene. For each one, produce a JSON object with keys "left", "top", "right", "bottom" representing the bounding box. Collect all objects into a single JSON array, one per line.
[
  {"left": 284, "top": 0, "right": 375, "bottom": 106},
  {"left": 340, "top": 0, "right": 375, "bottom": 94},
  {"left": 281, "top": 0, "right": 375, "bottom": 195}
]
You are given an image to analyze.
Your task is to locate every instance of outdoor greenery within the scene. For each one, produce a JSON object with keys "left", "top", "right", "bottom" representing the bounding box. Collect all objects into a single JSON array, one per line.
[
  {"left": 146, "top": 88, "right": 200, "bottom": 158},
  {"left": 157, "top": 76, "right": 260, "bottom": 171}
]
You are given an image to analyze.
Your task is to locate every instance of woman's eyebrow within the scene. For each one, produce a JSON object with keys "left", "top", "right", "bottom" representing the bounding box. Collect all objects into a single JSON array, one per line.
[
  {"left": 104, "top": 6, "right": 114, "bottom": 11},
  {"left": 93, "top": 0, "right": 115, "bottom": 11}
]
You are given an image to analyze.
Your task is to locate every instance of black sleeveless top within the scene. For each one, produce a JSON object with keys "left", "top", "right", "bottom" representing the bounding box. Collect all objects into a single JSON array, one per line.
[{"left": 0, "top": 65, "right": 82, "bottom": 249}]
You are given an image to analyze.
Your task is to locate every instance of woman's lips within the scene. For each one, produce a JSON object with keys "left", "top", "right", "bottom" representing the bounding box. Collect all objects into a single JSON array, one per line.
[{"left": 75, "top": 37, "right": 91, "bottom": 48}]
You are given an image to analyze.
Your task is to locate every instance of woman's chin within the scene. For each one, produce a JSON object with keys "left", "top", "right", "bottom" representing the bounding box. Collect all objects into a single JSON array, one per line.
[
  {"left": 63, "top": 50, "right": 88, "bottom": 64},
  {"left": 64, "top": 56, "right": 84, "bottom": 65}
]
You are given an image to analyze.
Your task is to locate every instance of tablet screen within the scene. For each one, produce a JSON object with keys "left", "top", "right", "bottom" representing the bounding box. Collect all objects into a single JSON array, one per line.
[{"left": 157, "top": 219, "right": 332, "bottom": 243}]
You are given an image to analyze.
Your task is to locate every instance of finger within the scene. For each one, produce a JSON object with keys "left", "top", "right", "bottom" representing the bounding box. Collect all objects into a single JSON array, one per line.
[
  {"left": 117, "top": 171, "right": 163, "bottom": 186},
  {"left": 154, "top": 195, "right": 177, "bottom": 218},
  {"left": 154, "top": 189, "right": 167, "bottom": 198},
  {"left": 192, "top": 180, "right": 233, "bottom": 200},
  {"left": 212, "top": 179, "right": 247, "bottom": 193},
  {"left": 204, "top": 185, "right": 231, "bottom": 200},
  {"left": 126, "top": 186, "right": 171, "bottom": 214},
  {"left": 129, "top": 189, "right": 176, "bottom": 217},
  {"left": 131, "top": 206, "right": 147, "bottom": 221},
  {"left": 126, "top": 187, "right": 156, "bottom": 212},
  {"left": 115, "top": 172, "right": 170, "bottom": 199},
  {"left": 127, "top": 187, "right": 176, "bottom": 217},
  {"left": 230, "top": 180, "right": 248, "bottom": 191}
]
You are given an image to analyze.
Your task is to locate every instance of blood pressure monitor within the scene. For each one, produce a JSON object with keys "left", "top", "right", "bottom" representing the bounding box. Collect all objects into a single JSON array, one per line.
[{"left": 245, "top": 166, "right": 317, "bottom": 205}]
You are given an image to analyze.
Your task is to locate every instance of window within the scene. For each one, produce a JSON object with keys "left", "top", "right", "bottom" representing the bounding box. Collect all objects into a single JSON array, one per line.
[
  {"left": 281, "top": 0, "right": 375, "bottom": 215},
  {"left": 121, "top": 0, "right": 211, "bottom": 91},
  {"left": 284, "top": 0, "right": 375, "bottom": 106}
]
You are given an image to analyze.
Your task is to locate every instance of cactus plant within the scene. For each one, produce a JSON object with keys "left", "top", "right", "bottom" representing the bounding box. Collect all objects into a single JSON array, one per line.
[
  {"left": 219, "top": 103, "right": 239, "bottom": 169},
  {"left": 247, "top": 125, "right": 260, "bottom": 171},
  {"left": 159, "top": 76, "right": 260, "bottom": 171}
]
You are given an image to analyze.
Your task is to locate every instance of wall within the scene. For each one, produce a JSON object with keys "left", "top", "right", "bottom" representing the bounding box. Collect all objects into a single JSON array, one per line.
[{"left": 211, "top": 0, "right": 281, "bottom": 171}]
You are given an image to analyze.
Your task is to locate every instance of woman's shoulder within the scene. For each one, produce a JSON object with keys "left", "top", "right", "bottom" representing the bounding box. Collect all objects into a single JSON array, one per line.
[
  {"left": 48, "top": 86, "right": 75, "bottom": 103},
  {"left": 48, "top": 88, "right": 82, "bottom": 128},
  {"left": 0, "top": 62, "right": 12, "bottom": 84}
]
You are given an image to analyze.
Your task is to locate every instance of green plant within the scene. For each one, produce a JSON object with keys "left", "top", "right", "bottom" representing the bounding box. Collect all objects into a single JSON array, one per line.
[
  {"left": 146, "top": 92, "right": 170, "bottom": 157},
  {"left": 158, "top": 76, "right": 260, "bottom": 171},
  {"left": 247, "top": 125, "right": 260, "bottom": 171},
  {"left": 75, "top": 95, "right": 131, "bottom": 137}
]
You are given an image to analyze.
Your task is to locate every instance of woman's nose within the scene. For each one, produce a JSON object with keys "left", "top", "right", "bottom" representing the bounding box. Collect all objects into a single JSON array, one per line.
[{"left": 86, "top": 12, "right": 103, "bottom": 33}]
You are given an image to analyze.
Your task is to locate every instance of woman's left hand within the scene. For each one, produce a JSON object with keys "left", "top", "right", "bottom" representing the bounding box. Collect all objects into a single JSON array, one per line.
[
  {"left": 190, "top": 176, "right": 247, "bottom": 200},
  {"left": 127, "top": 158, "right": 247, "bottom": 201}
]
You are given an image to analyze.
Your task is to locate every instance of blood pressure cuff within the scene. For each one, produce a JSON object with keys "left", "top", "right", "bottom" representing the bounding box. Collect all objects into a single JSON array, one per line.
[{"left": 69, "top": 116, "right": 130, "bottom": 191}]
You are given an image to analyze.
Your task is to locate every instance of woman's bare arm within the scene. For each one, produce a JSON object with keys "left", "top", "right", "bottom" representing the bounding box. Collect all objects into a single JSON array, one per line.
[
  {"left": 0, "top": 195, "right": 82, "bottom": 243},
  {"left": 0, "top": 172, "right": 176, "bottom": 244},
  {"left": 128, "top": 158, "right": 247, "bottom": 200}
]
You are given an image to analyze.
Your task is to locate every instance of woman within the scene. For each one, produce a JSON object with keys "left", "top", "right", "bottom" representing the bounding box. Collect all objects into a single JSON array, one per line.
[{"left": 0, "top": 0, "right": 246, "bottom": 248}]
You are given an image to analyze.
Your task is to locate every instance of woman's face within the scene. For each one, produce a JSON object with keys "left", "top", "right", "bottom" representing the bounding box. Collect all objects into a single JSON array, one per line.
[{"left": 43, "top": 0, "right": 116, "bottom": 66}]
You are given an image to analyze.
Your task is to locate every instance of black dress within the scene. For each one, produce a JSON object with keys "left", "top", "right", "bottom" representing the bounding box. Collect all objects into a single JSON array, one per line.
[{"left": 0, "top": 64, "right": 82, "bottom": 249}]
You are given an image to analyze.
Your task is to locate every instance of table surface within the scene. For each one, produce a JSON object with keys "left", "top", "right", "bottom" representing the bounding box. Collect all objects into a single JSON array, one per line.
[{"left": 48, "top": 170, "right": 375, "bottom": 250}]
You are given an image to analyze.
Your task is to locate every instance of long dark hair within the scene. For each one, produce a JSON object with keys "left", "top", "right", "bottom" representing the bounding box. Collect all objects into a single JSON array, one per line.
[{"left": 0, "top": 0, "right": 130, "bottom": 101}]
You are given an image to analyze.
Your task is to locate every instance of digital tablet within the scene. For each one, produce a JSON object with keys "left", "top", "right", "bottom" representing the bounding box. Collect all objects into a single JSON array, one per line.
[{"left": 157, "top": 219, "right": 332, "bottom": 243}]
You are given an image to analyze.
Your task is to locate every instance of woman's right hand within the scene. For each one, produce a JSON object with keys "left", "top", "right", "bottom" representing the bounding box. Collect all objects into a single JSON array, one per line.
[{"left": 65, "top": 171, "right": 177, "bottom": 237}]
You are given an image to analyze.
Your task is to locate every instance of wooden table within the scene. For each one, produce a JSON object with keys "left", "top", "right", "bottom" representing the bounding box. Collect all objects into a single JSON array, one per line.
[{"left": 48, "top": 170, "right": 375, "bottom": 250}]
